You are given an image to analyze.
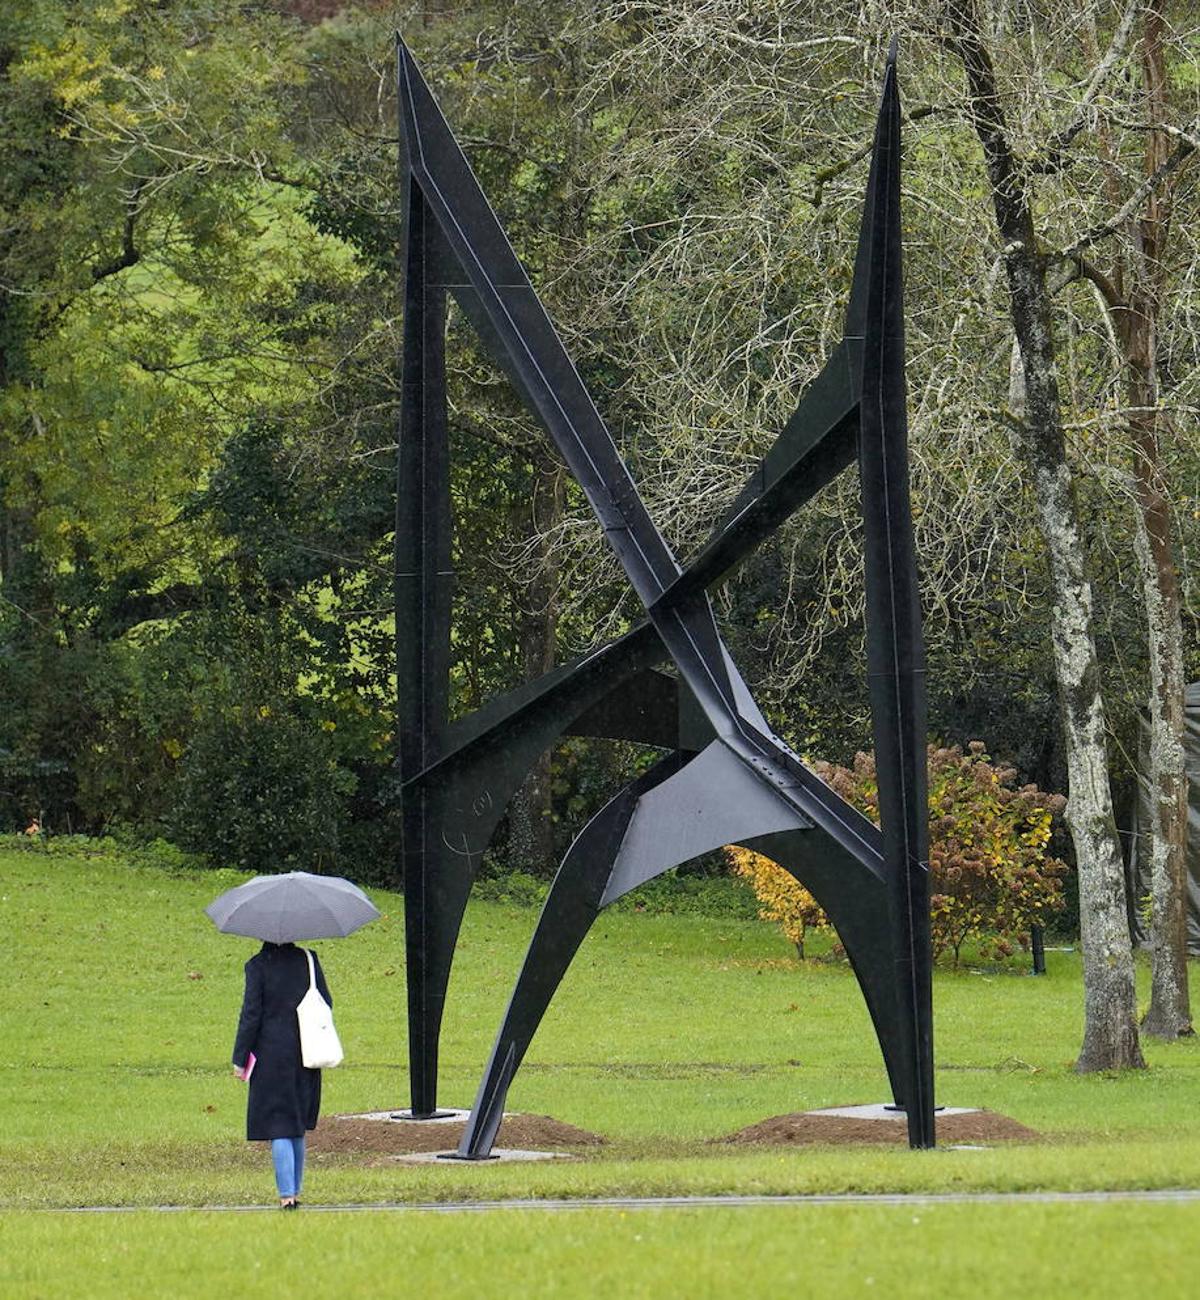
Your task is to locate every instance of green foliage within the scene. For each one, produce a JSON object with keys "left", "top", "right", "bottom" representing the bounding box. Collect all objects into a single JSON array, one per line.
[
  {"left": 168, "top": 706, "right": 354, "bottom": 874},
  {"left": 471, "top": 870, "right": 548, "bottom": 908},
  {"left": 607, "top": 872, "right": 762, "bottom": 920},
  {"left": 473, "top": 863, "right": 761, "bottom": 918},
  {"left": 0, "top": 830, "right": 201, "bottom": 874},
  {"left": 0, "top": 0, "right": 380, "bottom": 852}
]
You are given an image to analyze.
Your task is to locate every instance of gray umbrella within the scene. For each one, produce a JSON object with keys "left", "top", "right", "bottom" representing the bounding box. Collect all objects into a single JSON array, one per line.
[{"left": 205, "top": 871, "right": 381, "bottom": 943}]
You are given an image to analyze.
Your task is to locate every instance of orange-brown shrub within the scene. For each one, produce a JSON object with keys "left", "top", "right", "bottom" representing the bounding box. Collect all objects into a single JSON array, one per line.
[{"left": 727, "top": 743, "right": 1067, "bottom": 965}]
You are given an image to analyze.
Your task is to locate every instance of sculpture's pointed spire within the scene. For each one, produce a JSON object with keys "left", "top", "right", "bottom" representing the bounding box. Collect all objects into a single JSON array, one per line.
[
  {"left": 851, "top": 40, "right": 936, "bottom": 1151},
  {"left": 844, "top": 45, "right": 901, "bottom": 343}
]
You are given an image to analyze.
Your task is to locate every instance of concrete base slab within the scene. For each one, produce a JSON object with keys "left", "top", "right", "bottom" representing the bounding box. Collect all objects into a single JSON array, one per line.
[
  {"left": 391, "top": 1148, "right": 576, "bottom": 1165},
  {"left": 345, "top": 1109, "right": 472, "bottom": 1125},
  {"left": 808, "top": 1103, "right": 979, "bottom": 1122}
]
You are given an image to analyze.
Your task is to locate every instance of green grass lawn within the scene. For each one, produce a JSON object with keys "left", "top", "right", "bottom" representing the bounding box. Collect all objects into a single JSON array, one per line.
[
  {"left": 3, "top": 845, "right": 1199, "bottom": 1295},
  {"left": 3, "top": 1202, "right": 1197, "bottom": 1299}
]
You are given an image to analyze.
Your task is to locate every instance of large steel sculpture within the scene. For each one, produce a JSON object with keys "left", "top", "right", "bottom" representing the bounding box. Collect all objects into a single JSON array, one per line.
[{"left": 394, "top": 36, "right": 934, "bottom": 1155}]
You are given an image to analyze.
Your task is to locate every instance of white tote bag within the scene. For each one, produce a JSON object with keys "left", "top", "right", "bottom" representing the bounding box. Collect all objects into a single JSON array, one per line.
[{"left": 296, "top": 948, "right": 343, "bottom": 1069}]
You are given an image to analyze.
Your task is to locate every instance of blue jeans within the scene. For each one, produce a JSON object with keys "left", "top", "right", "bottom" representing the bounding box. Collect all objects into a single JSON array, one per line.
[{"left": 270, "top": 1137, "right": 306, "bottom": 1198}]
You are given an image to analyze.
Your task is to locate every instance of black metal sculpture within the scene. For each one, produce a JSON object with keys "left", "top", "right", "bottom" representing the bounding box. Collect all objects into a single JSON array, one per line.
[{"left": 394, "top": 35, "right": 934, "bottom": 1153}]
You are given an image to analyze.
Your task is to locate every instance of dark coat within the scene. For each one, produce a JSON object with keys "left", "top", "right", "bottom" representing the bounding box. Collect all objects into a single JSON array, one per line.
[{"left": 232, "top": 943, "right": 332, "bottom": 1141}]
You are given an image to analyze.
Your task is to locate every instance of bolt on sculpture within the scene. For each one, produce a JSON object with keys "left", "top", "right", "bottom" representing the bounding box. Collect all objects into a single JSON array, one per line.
[{"left": 394, "top": 35, "right": 934, "bottom": 1154}]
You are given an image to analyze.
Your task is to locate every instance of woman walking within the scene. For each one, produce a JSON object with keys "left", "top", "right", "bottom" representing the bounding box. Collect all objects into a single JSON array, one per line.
[{"left": 232, "top": 941, "right": 333, "bottom": 1209}]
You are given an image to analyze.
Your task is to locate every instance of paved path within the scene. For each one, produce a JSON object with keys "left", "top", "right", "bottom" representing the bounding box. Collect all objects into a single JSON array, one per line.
[{"left": 48, "top": 1189, "right": 1200, "bottom": 1214}]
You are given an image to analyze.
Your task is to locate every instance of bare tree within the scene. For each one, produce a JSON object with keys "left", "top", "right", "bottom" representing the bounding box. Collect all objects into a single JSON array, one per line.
[
  {"left": 1087, "top": 1, "right": 1192, "bottom": 1037},
  {"left": 941, "top": 0, "right": 1145, "bottom": 1070},
  {"left": 962, "top": 0, "right": 1195, "bottom": 1039}
]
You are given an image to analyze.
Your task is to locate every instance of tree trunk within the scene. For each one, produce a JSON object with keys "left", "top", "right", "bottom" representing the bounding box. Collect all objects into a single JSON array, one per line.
[
  {"left": 1124, "top": 0, "right": 1191, "bottom": 1039},
  {"left": 1131, "top": 479, "right": 1190, "bottom": 1038},
  {"left": 947, "top": 1, "right": 1144, "bottom": 1071}
]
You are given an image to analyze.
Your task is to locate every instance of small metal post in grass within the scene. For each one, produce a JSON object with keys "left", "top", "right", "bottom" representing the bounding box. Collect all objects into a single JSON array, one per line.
[{"left": 1031, "top": 925, "right": 1046, "bottom": 975}]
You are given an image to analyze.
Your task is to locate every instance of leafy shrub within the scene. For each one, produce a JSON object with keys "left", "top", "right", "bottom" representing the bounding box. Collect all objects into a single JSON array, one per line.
[
  {"left": 725, "top": 844, "right": 827, "bottom": 957},
  {"left": 0, "top": 831, "right": 205, "bottom": 875},
  {"left": 472, "top": 870, "right": 548, "bottom": 908},
  {"left": 167, "top": 709, "right": 355, "bottom": 874},
  {"left": 123, "top": 836, "right": 205, "bottom": 874},
  {"left": 0, "top": 832, "right": 120, "bottom": 859},
  {"left": 730, "top": 743, "right": 1067, "bottom": 965},
  {"left": 609, "top": 872, "right": 762, "bottom": 919}
]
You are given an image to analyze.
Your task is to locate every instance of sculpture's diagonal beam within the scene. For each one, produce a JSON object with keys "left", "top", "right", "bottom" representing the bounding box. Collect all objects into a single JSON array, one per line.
[
  {"left": 411, "top": 349, "right": 859, "bottom": 783},
  {"left": 397, "top": 38, "right": 680, "bottom": 607},
  {"left": 397, "top": 39, "right": 756, "bottom": 746},
  {"left": 652, "top": 341, "right": 862, "bottom": 614}
]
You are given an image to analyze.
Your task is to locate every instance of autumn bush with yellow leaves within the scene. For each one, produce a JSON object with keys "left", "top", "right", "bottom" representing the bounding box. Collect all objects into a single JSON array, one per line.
[
  {"left": 726, "top": 844, "right": 828, "bottom": 959},
  {"left": 728, "top": 743, "right": 1067, "bottom": 965}
]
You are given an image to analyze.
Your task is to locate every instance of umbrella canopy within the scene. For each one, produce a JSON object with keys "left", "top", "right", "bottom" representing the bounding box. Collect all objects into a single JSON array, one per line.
[{"left": 205, "top": 871, "right": 380, "bottom": 943}]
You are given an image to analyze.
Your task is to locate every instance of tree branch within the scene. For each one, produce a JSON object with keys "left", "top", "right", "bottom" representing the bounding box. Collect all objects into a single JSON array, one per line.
[
  {"left": 811, "top": 103, "right": 943, "bottom": 205},
  {"left": 1028, "top": 0, "right": 1140, "bottom": 176},
  {"left": 1048, "top": 253, "right": 1122, "bottom": 308},
  {"left": 1060, "top": 132, "right": 1196, "bottom": 260},
  {"left": 1107, "top": 116, "right": 1200, "bottom": 151},
  {"left": 90, "top": 180, "right": 147, "bottom": 284}
]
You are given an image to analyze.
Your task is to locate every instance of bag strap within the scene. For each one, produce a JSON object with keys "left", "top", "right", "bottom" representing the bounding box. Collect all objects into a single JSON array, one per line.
[{"left": 304, "top": 947, "right": 316, "bottom": 993}]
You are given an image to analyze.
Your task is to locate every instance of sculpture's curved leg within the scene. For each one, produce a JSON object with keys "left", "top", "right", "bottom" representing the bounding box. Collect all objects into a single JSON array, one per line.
[
  {"left": 457, "top": 742, "right": 812, "bottom": 1157},
  {"left": 742, "top": 832, "right": 905, "bottom": 1107},
  {"left": 402, "top": 636, "right": 685, "bottom": 1117},
  {"left": 454, "top": 755, "right": 685, "bottom": 1158}
]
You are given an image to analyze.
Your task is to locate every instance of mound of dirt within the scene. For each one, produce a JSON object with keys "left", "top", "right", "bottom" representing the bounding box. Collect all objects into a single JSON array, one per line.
[
  {"left": 308, "top": 1112, "right": 605, "bottom": 1157},
  {"left": 722, "top": 1109, "right": 1039, "bottom": 1147}
]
